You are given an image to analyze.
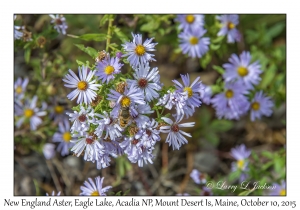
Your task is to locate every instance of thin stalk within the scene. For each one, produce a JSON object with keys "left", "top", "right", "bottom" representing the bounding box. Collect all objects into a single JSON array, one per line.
[{"left": 106, "top": 15, "right": 114, "bottom": 52}]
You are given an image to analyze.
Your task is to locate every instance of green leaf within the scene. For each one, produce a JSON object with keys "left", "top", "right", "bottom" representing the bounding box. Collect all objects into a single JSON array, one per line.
[
  {"left": 260, "top": 63, "right": 277, "bottom": 89},
  {"left": 74, "top": 44, "right": 98, "bottom": 58},
  {"left": 266, "top": 22, "right": 285, "bottom": 39},
  {"left": 108, "top": 43, "right": 118, "bottom": 50},
  {"left": 228, "top": 170, "right": 241, "bottom": 182},
  {"left": 211, "top": 84, "right": 222, "bottom": 94},
  {"left": 211, "top": 120, "right": 233, "bottom": 132},
  {"left": 78, "top": 33, "right": 107, "bottom": 42},
  {"left": 24, "top": 48, "right": 31, "bottom": 63},
  {"left": 123, "top": 188, "right": 131, "bottom": 196},
  {"left": 274, "top": 157, "right": 284, "bottom": 173},
  {"left": 115, "top": 191, "right": 122, "bottom": 196},
  {"left": 200, "top": 53, "right": 211, "bottom": 69},
  {"left": 114, "top": 28, "right": 129, "bottom": 42},
  {"left": 261, "top": 151, "right": 273, "bottom": 159},
  {"left": 140, "top": 21, "right": 160, "bottom": 32},
  {"left": 204, "top": 132, "right": 219, "bottom": 146},
  {"left": 212, "top": 65, "right": 225, "bottom": 74},
  {"left": 76, "top": 60, "right": 85, "bottom": 66},
  {"left": 100, "top": 14, "right": 110, "bottom": 27},
  {"left": 210, "top": 44, "right": 220, "bottom": 51},
  {"left": 238, "top": 189, "right": 255, "bottom": 196},
  {"left": 261, "top": 161, "right": 273, "bottom": 171},
  {"left": 212, "top": 35, "right": 224, "bottom": 44}
]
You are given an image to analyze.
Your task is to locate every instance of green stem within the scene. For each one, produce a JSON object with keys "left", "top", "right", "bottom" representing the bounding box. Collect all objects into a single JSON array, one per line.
[
  {"left": 160, "top": 107, "right": 165, "bottom": 116},
  {"left": 106, "top": 15, "right": 114, "bottom": 52}
]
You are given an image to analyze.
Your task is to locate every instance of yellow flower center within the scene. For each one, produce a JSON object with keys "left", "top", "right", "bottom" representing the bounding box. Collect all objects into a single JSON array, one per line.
[
  {"left": 77, "top": 81, "right": 88, "bottom": 91},
  {"left": 225, "top": 90, "right": 234, "bottom": 98},
  {"left": 16, "top": 86, "right": 23, "bottom": 94},
  {"left": 91, "top": 191, "right": 100, "bottom": 196},
  {"left": 237, "top": 66, "right": 249, "bottom": 77},
  {"left": 251, "top": 102, "right": 260, "bottom": 111},
  {"left": 62, "top": 132, "right": 72, "bottom": 142},
  {"left": 135, "top": 45, "right": 146, "bottom": 56},
  {"left": 24, "top": 109, "right": 34, "bottom": 118},
  {"left": 185, "top": 15, "right": 195, "bottom": 24},
  {"left": 279, "top": 189, "right": 286, "bottom": 196},
  {"left": 237, "top": 159, "right": 244, "bottom": 169},
  {"left": 104, "top": 65, "right": 114, "bottom": 75},
  {"left": 184, "top": 87, "right": 193, "bottom": 98},
  {"left": 54, "top": 105, "right": 64, "bottom": 114},
  {"left": 189, "top": 36, "right": 199, "bottom": 45},
  {"left": 121, "top": 96, "right": 131, "bottom": 107},
  {"left": 227, "top": 22, "right": 235, "bottom": 30}
]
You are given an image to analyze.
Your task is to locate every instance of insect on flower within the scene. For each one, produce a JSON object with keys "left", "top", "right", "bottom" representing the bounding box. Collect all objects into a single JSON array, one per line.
[
  {"left": 95, "top": 50, "right": 108, "bottom": 62},
  {"left": 118, "top": 106, "right": 132, "bottom": 128}
]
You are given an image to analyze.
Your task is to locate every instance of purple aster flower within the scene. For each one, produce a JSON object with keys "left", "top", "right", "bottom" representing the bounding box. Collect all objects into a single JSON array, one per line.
[
  {"left": 119, "top": 136, "right": 141, "bottom": 164},
  {"left": 96, "top": 138, "right": 123, "bottom": 169},
  {"left": 269, "top": 180, "right": 286, "bottom": 196},
  {"left": 95, "top": 54, "right": 123, "bottom": 83},
  {"left": 94, "top": 111, "right": 123, "bottom": 141},
  {"left": 66, "top": 105, "right": 96, "bottom": 134},
  {"left": 250, "top": 91, "right": 274, "bottom": 121},
  {"left": 230, "top": 144, "right": 251, "bottom": 172},
  {"left": 179, "top": 27, "right": 210, "bottom": 58},
  {"left": 122, "top": 33, "right": 158, "bottom": 67},
  {"left": 181, "top": 104, "right": 196, "bottom": 119},
  {"left": 49, "top": 101, "right": 69, "bottom": 124},
  {"left": 63, "top": 66, "right": 101, "bottom": 104},
  {"left": 15, "top": 95, "right": 47, "bottom": 131},
  {"left": 71, "top": 132, "right": 104, "bottom": 162},
  {"left": 157, "top": 90, "right": 188, "bottom": 118},
  {"left": 160, "top": 117, "right": 195, "bottom": 150},
  {"left": 199, "top": 84, "right": 212, "bottom": 105},
  {"left": 46, "top": 191, "right": 61, "bottom": 196},
  {"left": 173, "top": 74, "right": 203, "bottom": 108},
  {"left": 216, "top": 14, "right": 241, "bottom": 43},
  {"left": 14, "top": 77, "right": 29, "bottom": 101},
  {"left": 190, "top": 169, "right": 206, "bottom": 184},
  {"left": 127, "top": 63, "right": 162, "bottom": 102},
  {"left": 139, "top": 119, "right": 161, "bottom": 145},
  {"left": 211, "top": 81, "right": 250, "bottom": 120},
  {"left": 43, "top": 143, "right": 56, "bottom": 160},
  {"left": 121, "top": 134, "right": 154, "bottom": 167},
  {"left": 107, "top": 84, "right": 146, "bottom": 118},
  {"left": 175, "top": 14, "right": 205, "bottom": 31},
  {"left": 135, "top": 143, "right": 154, "bottom": 167},
  {"left": 52, "top": 120, "right": 74, "bottom": 156},
  {"left": 96, "top": 151, "right": 112, "bottom": 170},
  {"left": 130, "top": 103, "right": 153, "bottom": 127},
  {"left": 49, "top": 14, "right": 68, "bottom": 35},
  {"left": 80, "top": 176, "right": 112, "bottom": 196},
  {"left": 223, "top": 51, "right": 262, "bottom": 90}
]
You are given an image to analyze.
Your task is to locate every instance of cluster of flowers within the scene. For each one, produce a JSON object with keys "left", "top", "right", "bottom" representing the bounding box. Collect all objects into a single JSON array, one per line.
[
  {"left": 62, "top": 32, "right": 205, "bottom": 169},
  {"left": 14, "top": 14, "right": 67, "bottom": 41},
  {"left": 13, "top": 76, "right": 75, "bottom": 159},
  {"left": 175, "top": 14, "right": 241, "bottom": 59},
  {"left": 175, "top": 15, "right": 273, "bottom": 121},
  {"left": 210, "top": 51, "right": 274, "bottom": 121}
]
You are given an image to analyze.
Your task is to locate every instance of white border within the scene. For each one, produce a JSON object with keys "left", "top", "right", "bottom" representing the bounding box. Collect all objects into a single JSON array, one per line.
[{"left": 2, "top": 0, "right": 299, "bottom": 209}]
